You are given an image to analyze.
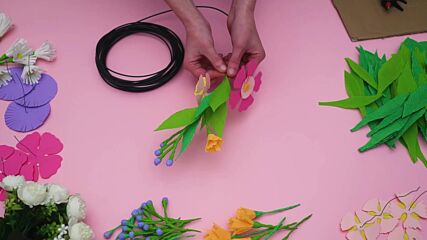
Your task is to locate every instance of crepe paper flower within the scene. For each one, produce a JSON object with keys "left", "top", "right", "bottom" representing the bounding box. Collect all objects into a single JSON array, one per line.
[
  {"left": 341, "top": 210, "right": 381, "bottom": 240},
  {"left": 236, "top": 208, "right": 257, "bottom": 221},
  {"left": 205, "top": 224, "right": 232, "bottom": 240},
  {"left": 229, "top": 60, "right": 262, "bottom": 112},
  {"left": 205, "top": 134, "right": 223, "bottom": 153},
  {"left": 228, "top": 216, "right": 254, "bottom": 235},
  {"left": 0, "top": 66, "right": 12, "bottom": 87},
  {"left": 0, "top": 12, "right": 12, "bottom": 38},
  {"left": 389, "top": 192, "right": 427, "bottom": 230},
  {"left": 21, "top": 64, "right": 43, "bottom": 84},
  {"left": 388, "top": 225, "right": 422, "bottom": 240},
  {"left": 363, "top": 199, "right": 399, "bottom": 234},
  {"left": 16, "top": 132, "right": 63, "bottom": 181},
  {"left": 195, "top": 73, "right": 211, "bottom": 103},
  {"left": 6, "top": 38, "right": 33, "bottom": 62},
  {"left": 0, "top": 145, "right": 28, "bottom": 200},
  {"left": 34, "top": 41, "right": 56, "bottom": 61}
]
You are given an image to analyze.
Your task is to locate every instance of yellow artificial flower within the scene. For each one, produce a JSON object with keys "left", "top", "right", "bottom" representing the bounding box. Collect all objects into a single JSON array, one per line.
[
  {"left": 195, "top": 73, "right": 211, "bottom": 102},
  {"left": 205, "top": 134, "right": 223, "bottom": 153},
  {"left": 228, "top": 216, "right": 254, "bottom": 234},
  {"left": 204, "top": 224, "right": 231, "bottom": 240},
  {"left": 236, "top": 208, "right": 257, "bottom": 220}
]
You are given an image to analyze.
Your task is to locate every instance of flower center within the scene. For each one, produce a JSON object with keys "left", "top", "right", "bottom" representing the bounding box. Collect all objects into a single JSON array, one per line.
[{"left": 241, "top": 76, "right": 255, "bottom": 99}]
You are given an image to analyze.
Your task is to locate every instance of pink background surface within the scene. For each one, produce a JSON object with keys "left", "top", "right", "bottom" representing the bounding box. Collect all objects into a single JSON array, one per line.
[{"left": 1, "top": 0, "right": 427, "bottom": 239}]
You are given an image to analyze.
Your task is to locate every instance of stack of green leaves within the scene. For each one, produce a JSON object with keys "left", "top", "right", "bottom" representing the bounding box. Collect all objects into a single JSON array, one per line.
[
  {"left": 320, "top": 38, "right": 427, "bottom": 167},
  {"left": 153, "top": 77, "right": 231, "bottom": 167},
  {"left": 104, "top": 197, "right": 200, "bottom": 240}
]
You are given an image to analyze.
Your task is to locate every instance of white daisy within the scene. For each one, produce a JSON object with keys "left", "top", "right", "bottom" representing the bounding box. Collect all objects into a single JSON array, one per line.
[
  {"left": 0, "top": 13, "right": 12, "bottom": 38},
  {"left": 0, "top": 66, "right": 12, "bottom": 87},
  {"left": 21, "top": 65, "right": 42, "bottom": 85},
  {"left": 35, "top": 41, "right": 56, "bottom": 61},
  {"left": 6, "top": 38, "right": 33, "bottom": 62}
]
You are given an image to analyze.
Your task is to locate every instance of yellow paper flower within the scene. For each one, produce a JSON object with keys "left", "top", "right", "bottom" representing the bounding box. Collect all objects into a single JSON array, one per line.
[
  {"left": 205, "top": 134, "right": 223, "bottom": 153},
  {"left": 195, "top": 73, "right": 211, "bottom": 103},
  {"left": 228, "top": 216, "right": 254, "bottom": 234},
  {"left": 204, "top": 224, "right": 231, "bottom": 240},
  {"left": 236, "top": 208, "right": 257, "bottom": 220}
]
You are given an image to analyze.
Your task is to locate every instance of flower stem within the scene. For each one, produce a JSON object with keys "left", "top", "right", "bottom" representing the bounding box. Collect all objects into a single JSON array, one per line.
[
  {"left": 255, "top": 204, "right": 301, "bottom": 218},
  {"left": 282, "top": 214, "right": 312, "bottom": 240}
]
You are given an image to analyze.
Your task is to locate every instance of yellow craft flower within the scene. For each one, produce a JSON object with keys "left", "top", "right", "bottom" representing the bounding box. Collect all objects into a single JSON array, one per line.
[
  {"left": 195, "top": 73, "right": 211, "bottom": 103},
  {"left": 228, "top": 216, "right": 254, "bottom": 234},
  {"left": 236, "top": 208, "right": 257, "bottom": 220},
  {"left": 204, "top": 224, "right": 231, "bottom": 240},
  {"left": 205, "top": 134, "right": 223, "bottom": 153}
]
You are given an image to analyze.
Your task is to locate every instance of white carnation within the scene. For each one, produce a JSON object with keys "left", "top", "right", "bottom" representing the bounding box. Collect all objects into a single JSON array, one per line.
[
  {"left": 0, "top": 13, "right": 12, "bottom": 38},
  {"left": 6, "top": 38, "right": 33, "bottom": 61},
  {"left": 35, "top": 41, "right": 56, "bottom": 61},
  {"left": 0, "top": 66, "right": 12, "bottom": 87},
  {"left": 0, "top": 175, "right": 25, "bottom": 191},
  {"left": 17, "top": 182, "right": 47, "bottom": 207},
  {"left": 69, "top": 222, "right": 94, "bottom": 240},
  {"left": 44, "top": 184, "right": 69, "bottom": 204},
  {"left": 67, "top": 195, "right": 86, "bottom": 224},
  {"left": 21, "top": 64, "right": 42, "bottom": 85}
]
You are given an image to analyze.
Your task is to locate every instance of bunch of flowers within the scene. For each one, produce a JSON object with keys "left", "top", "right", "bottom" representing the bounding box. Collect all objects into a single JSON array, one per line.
[
  {"left": 205, "top": 204, "right": 312, "bottom": 240},
  {"left": 0, "top": 176, "right": 94, "bottom": 240},
  {"left": 153, "top": 60, "right": 262, "bottom": 166},
  {"left": 341, "top": 187, "right": 427, "bottom": 240},
  {"left": 104, "top": 197, "right": 201, "bottom": 239}
]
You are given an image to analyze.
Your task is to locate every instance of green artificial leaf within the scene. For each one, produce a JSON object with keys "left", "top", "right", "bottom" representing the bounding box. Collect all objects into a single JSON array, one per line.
[
  {"left": 207, "top": 103, "right": 227, "bottom": 137},
  {"left": 367, "top": 107, "right": 403, "bottom": 137},
  {"left": 351, "top": 94, "right": 408, "bottom": 131},
  {"left": 179, "top": 119, "right": 200, "bottom": 156},
  {"left": 402, "top": 84, "right": 427, "bottom": 117},
  {"left": 346, "top": 58, "right": 377, "bottom": 89},
  {"left": 319, "top": 95, "right": 379, "bottom": 109},
  {"left": 209, "top": 77, "right": 231, "bottom": 111},
  {"left": 377, "top": 52, "right": 404, "bottom": 94},
  {"left": 195, "top": 94, "right": 212, "bottom": 118},
  {"left": 402, "top": 125, "right": 421, "bottom": 163},
  {"left": 396, "top": 63, "right": 417, "bottom": 94},
  {"left": 345, "top": 71, "right": 367, "bottom": 115},
  {"left": 156, "top": 108, "right": 197, "bottom": 131},
  {"left": 402, "top": 38, "right": 422, "bottom": 52},
  {"left": 387, "top": 108, "right": 425, "bottom": 145}
]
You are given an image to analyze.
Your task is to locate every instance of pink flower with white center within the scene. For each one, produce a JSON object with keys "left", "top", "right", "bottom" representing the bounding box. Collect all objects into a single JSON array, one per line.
[
  {"left": 388, "top": 192, "right": 427, "bottom": 230},
  {"left": 0, "top": 145, "right": 28, "bottom": 200},
  {"left": 341, "top": 210, "right": 381, "bottom": 240},
  {"left": 388, "top": 225, "right": 422, "bottom": 240},
  {"left": 362, "top": 198, "right": 399, "bottom": 234},
  {"left": 229, "top": 60, "right": 262, "bottom": 112}
]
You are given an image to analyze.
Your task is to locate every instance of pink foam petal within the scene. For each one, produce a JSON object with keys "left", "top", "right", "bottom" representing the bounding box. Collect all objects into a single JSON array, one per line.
[
  {"left": 39, "top": 155, "right": 62, "bottom": 179},
  {"left": 0, "top": 145, "right": 15, "bottom": 160},
  {"left": 39, "top": 132, "right": 63, "bottom": 155},
  {"left": 404, "top": 213, "right": 422, "bottom": 229},
  {"left": 397, "top": 193, "right": 414, "bottom": 209},
  {"left": 233, "top": 66, "right": 247, "bottom": 89},
  {"left": 16, "top": 132, "right": 41, "bottom": 155},
  {"left": 0, "top": 189, "right": 6, "bottom": 201},
  {"left": 346, "top": 230, "right": 364, "bottom": 240},
  {"left": 406, "top": 228, "right": 422, "bottom": 239},
  {"left": 389, "top": 201, "right": 405, "bottom": 218},
  {"left": 245, "top": 59, "right": 258, "bottom": 76},
  {"left": 363, "top": 199, "right": 380, "bottom": 213},
  {"left": 413, "top": 202, "right": 427, "bottom": 218},
  {"left": 4, "top": 150, "right": 27, "bottom": 175},
  {"left": 341, "top": 212, "right": 356, "bottom": 231},
  {"left": 20, "top": 163, "right": 37, "bottom": 181},
  {"left": 238, "top": 95, "right": 254, "bottom": 112},
  {"left": 229, "top": 90, "right": 241, "bottom": 110},
  {"left": 380, "top": 218, "right": 398, "bottom": 234},
  {"left": 253, "top": 72, "right": 262, "bottom": 92},
  {"left": 388, "top": 226, "right": 404, "bottom": 240},
  {"left": 364, "top": 223, "right": 380, "bottom": 240}
]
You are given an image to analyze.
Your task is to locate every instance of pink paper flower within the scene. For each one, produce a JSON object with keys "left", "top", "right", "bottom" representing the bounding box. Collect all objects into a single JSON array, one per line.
[
  {"left": 229, "top": 60, "right": 262, "bottom": 112},
  {"left": 388, "top": 225, "right": 422, "bottom": 240},
  {"left": 0, "top": 145, "right": 28, "bottom": 200},
  {"left": 389, "top": 192, "right": 427, "bottom": 230},
  {"left": 341, "top": 210, "right": 381, "bottom": 240},
  {"left": 362, "top": 199, "right": 399, "bottom": 234},
  {"left": 16, "top": 132, "right": 63, "bottom": 181}
]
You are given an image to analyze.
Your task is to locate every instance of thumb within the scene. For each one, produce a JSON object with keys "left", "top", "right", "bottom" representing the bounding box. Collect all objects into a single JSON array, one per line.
[
  {"left": 202, "top": 47, "right": 227, "bottom": 73},
  {"left": 227, "top": 47, "right": 244, "bottom": 77}
]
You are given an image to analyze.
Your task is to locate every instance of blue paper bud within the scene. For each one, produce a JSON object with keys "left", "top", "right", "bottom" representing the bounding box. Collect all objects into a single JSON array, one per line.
[
  {"left": 156, "top": 228, "right": 163, "bottom": 236},
  {"left": 146, "top": 200, "right": 153, "bottom": 205},
  {"left": 103, "top": 231, "right": 113, "bottom": 239},
  {"left": 162, "top": 197, "right": 168, "bottom": 204},
  {"left": 154, "top": 149, "right": 161, "bottom": 156},
  {"left": 160, "top": 142, "right": 165, "bottom": 147},
  {"left": 166, "top": 159, "right": 174, "bottom": 167},
  {"left": 154, "top": 158, "right": 161, "bottom": 166},
  {"left": 118, "top": 233, "right": 126, "bottom": 240},
  {"left": 137, "top": 221, "right": 144, "bottom": 228},
  {"left": 121, "top": 220, "right": 128, "bottom": 226},
  {"left": 143, "top": 224, "right": 150, "bottom": 231},
  {"left": 129, "top": 231, "right": 135, "bottom": 238},
  {"left": 121, "top": 226, "right": 128, "bottom": 232},
  {"left": 136, "top": 215, "right": 143, "bottom": 221},
  {"left": 146, "top": 238, "right": 150, "bottom": 240}
]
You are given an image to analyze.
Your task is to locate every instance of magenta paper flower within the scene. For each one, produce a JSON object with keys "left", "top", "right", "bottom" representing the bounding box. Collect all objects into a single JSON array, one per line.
[
  {"left": 388, "top": 192, "right": 427, "bottom": 230},
  {"left": 341, "top": 210, "right": 381, "bottom": 240},
  {"left": 16, "top": 132, "right": 63, "bottom": 181},
  {"left": 229, "top": 60, "right": 262, "bottom": 112},
  {"left": 362, "top": 199, "right": 399, "bottom": 234},
  {"left": 0, "top": 145, "right": 28, "bottom": 200},
  {"left": 388, "top": 225, "right": 422, "bottom": 240}
]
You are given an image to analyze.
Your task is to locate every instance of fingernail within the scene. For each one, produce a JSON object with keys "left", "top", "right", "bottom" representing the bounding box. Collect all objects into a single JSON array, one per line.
[
  {"left": 228, "top": 68, "right": 235, "bottom": 76},
  {"left": 220, "top": 65, "right": 227, "bottom": 72}
]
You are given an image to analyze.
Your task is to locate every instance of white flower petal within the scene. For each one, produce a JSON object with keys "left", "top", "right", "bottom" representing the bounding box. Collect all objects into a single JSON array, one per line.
[
  {"left": 6, "top": 38, "right": 33, "bottom": 60},
  {"left": 35, "top": 41, "right": 56, "bottom": 61},
  {"left": 21, "top": 65, "right": 42, "bottom": 85},
  {"left": 0, "top": 13, "right": 12, "bottom": 38},
  {"left": 67, "top": 195, "right": 87, "bottom": 223},
  {"left": 69, "top": 222, "right": 94, "bottom": 240},
  {"left": 0, "top": 66, "right": 12, "bottom": 87},
  {"left": 0, "top": 175, "right": 25, "bottom": 191},
  {"left": 17, "top": 181, "right": 47, "bottom": 207}
]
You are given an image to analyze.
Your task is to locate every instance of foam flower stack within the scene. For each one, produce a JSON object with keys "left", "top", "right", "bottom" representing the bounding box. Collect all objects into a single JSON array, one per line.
[
  {"left": 0, "top": 12, "right": 58, "bottom": 132},
  {"left": 154, "top": 60, "right": 262, "bottom": 166}
]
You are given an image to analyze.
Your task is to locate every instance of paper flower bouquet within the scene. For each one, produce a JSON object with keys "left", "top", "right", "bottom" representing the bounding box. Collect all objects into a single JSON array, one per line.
[{"left": 153, "top": 60, "right": 262, "bottom": 166}]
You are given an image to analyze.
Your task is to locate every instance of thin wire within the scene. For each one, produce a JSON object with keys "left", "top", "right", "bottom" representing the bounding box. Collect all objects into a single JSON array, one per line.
[{"left": 95, "top": 6, "right": 227, "bottom": 92}]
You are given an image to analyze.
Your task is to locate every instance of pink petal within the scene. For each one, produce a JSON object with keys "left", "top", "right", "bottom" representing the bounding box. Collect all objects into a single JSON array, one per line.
[
  {"left": 39, "top": 155, "right": 62, "bottom": 179},
  {"left": 364, "top": 223, "right": 380, "bottom": 240},
  {"left": 356, "top": 210, "right": 373, "bottom": 224},
  {"left": 16, "top": 132, "right": 41, "bottom": 155},
  {"left": 380, "top": 218, "right": 399, "bottom": 234},
  {"left": 253, "top": 72, "right": 262, "bottom": 92},
  {"left": 229, "top": 90, "right": 241, "bottom": 110},
  {"left": 3, "top": 150, "right": 28, "bottom": 175},
  {"left": 0, "top": 145, "right": 15, "bottom": 160},
  {"left": 341, "top": 212, "right": 356, "bottom": 231},
  {"left": 363, "top": 199, "right": 381, "bottom": 213},
  {"left": 246, "top": 59, "right": 258, "bottom": 76},
  {"left": 413, "top": 202, "right": 427, "bottom": 219},
  {"left": 397, "top": 193, "right": 415, "bottom": 209},
  {"left": 39, "top": 132, "right": 63, "bottom": 155},
  {"left": 404, "top": 213, "right": 422, "bottom": 229},
  {"left": 389, "top": 201, "right": 405, "bottom": 219},
  {"left": 388, "top": 226, "right": 405, "bottom": 240},
  {"left": 20, "top": 163, "right": 37, "bottom": 181},
  {"left": 233, "top": 66, "right": 247, "bottom": 89},
  {"left": 406, "top": 228, "right": 422, "bottom": 239},
  {"left": 0, "top": 189, "right": 6, "bottom": 201},
  {"left": 346, "top": 230, "right": 364, "bottom": 240},
  {"left": 238, "top": 95, "right": 254, "bottom": 112}
]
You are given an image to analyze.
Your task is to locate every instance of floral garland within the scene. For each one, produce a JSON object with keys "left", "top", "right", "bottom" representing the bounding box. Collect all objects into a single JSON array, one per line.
[
  {"left": 0, "top": 176, "right": 94, "bottom": 240},
  {"left": 153, "top": 60, "right": 262, "bottom": 166}
]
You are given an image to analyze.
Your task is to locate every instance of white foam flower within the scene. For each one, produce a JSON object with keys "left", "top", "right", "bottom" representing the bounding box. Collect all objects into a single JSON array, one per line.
[
  {"left": 0, "top": 13, "right": 12, "bottom": 38},
  {"left": 21, "top": 64, "right": 42, "bottom": 85},
  {"left": 17, "top": 181, "right": 47, "bottom": 207},
  {"left": 67, "top": 195, "right": 87, "bottom": 224},
  {"left": 44, "top": 184, "right": 69, "bottom": 204},
  {"left": 35, "top": 41, "right": 56, "bottom": 61},
  {"left": 6, "top": 38, "right": 33, "bottom": 61},
  {"left": 69, "top": 222, "right": 94, "bottom": 240},
  {"left": 14, "top": 54, "right": 37, "bottom": 65},
  {"left": 0, "top": 66, "right": 12, "bottom": 87},
  {"left": 0, "top": 175, "right": 25, "bottom": 191}
]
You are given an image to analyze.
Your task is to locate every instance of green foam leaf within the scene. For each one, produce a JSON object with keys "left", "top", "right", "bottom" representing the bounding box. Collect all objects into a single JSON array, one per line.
[
  {"left": 377, "top": 52, "right": 404, "bottom": 94},
  {"left": 207, "top": 103, "right": 227, "bottom": 137},
  {"left": 402, "top": 84, "right": 427, "bottom": 117},
  {"left": 346, "top": 58, "right": 377, "bottom": 89},
  {"left": 156, "top": 108, "right": 197, "bottom": 131},
  {"left": 179, "top": 119, "right": 200, "bottom": 156},
  {"left": 319, "top": 95, "right": 379, "bottom": 109},
  {"left": 209, "top": 77, "right": 231, "bottom": 111}
]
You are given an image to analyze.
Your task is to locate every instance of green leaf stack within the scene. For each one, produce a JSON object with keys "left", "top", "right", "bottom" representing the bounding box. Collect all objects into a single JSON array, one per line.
[{"left": 320, "top": 38, "right": 427, "bottom": 168}]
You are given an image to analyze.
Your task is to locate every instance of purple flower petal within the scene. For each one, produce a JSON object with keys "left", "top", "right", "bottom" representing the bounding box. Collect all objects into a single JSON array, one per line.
[
  {"left": 14, "top": 73, "right": 57, "bottom": 107},
  {"left": 0, "top": 68, "right": 35, "bottom": 101},
  {"left": 5, "top": 102, "right": 51, "bottom": 132}
]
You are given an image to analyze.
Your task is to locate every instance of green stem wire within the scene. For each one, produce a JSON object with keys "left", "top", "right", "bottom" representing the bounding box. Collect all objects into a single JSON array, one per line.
[
  {"left": 256, "top": 204, "right": 300, "bottom": 217},
  {"left": 282, "top": 214, "right": 312, "bottom": 240}
]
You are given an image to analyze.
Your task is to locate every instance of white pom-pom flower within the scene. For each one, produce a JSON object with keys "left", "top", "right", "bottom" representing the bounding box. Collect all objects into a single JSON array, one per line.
[
  {"left": 17, "top": 181, "right": 47, "bottom": 207},
  {"left": 0, "top": 175, "right": 25, "bottom": 191},
  {"left": 21, "top": 64, "right": 42, "bottom": 85},
  {"left": 0, "top": 66, "right": 12, "bottom": 87},
  {"left": 6, "top": 38, "right": 33, "bottom": 61},
  {"left": 69, "top": 222, "right": 94, "bottom": 240},
  {"left": 35, "top": 41, "right": 56, "bottom": 61},
  {"left": 0, "top": 13, "right": 12, "bottom": 38},
  {"left": 44, "top": 184, "right": 69, "bottom": 204},
  {"left": 67, "top": 195, "right": 87, "bottom": 225}
]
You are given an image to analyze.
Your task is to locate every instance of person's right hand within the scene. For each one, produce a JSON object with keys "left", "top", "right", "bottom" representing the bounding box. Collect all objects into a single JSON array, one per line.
[{"left": 184, "top": 21, "right": 227, "bottom": 79}]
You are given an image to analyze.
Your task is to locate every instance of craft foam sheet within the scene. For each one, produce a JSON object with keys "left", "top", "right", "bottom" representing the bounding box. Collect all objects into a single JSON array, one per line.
[{"left": 1, "top": 1, "right": 427, "bottom": 239}]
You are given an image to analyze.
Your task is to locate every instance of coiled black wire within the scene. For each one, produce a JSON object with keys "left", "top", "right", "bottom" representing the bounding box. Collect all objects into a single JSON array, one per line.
[{"left": 96, "top": 6, "right": 228, "bottom": 92}]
